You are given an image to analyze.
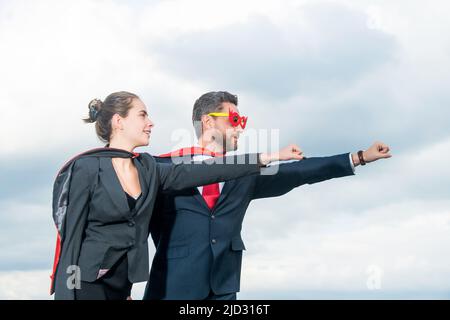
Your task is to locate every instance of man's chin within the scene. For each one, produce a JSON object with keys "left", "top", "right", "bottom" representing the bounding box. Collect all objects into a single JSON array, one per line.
[{"left": 225, "top": 141, "right": 238, "bottom": 152}]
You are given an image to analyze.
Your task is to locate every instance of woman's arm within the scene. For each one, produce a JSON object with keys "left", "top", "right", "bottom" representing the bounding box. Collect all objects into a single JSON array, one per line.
[
  {"left": 156, "top": 146, "right": 304, "bottom": 192},
  {"left": 156, "top": 153, "right": 262, "bottom": 192}
]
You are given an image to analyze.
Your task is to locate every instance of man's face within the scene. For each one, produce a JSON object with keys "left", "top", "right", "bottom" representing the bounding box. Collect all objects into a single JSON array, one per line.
[{"left": 209, "top": 102, "right": 244, "bottom": 152}]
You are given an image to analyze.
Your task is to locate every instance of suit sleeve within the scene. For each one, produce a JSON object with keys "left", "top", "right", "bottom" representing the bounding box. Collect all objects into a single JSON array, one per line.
[
  {"left": 156, "top": 153, "right": 262, "bottom": 192},
  {"left": 251, "top": 152, "right": 355, "bottom": 200},
  {"left": 54, "top": 160, "right": 91, "bottom": 300}
]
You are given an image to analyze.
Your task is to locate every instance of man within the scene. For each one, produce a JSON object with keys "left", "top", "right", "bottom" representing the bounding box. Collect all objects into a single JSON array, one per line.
[{"left": 144, "top": 91, "right": 391, "bottom": 300}]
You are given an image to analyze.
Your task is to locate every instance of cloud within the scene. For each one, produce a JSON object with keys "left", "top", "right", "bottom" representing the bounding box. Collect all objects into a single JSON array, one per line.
[
  {"left": 0, "top": 201, "right": 54, "bottom": 271},
  {"left": 0, "top": 270, "right": 52, "bottom": 300},
  {"left": 151, "top": 3, "right": 397, "bottom": 98},
  {"left": 241, "top": 200, "right": 450, "bottom": 297},
  {"left": 0, "top": 0, "right": 204, "bottom": 157}
]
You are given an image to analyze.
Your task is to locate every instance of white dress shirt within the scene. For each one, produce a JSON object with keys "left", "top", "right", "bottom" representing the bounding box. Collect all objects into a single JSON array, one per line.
[{"left": 193, "top": 153, "right": 225, "bottom": 194}]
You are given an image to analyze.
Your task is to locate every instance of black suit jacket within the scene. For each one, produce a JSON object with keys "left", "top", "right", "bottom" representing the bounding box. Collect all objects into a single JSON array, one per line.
[{"left": 52, "top": 149, "right": 262, "bottom": 299}]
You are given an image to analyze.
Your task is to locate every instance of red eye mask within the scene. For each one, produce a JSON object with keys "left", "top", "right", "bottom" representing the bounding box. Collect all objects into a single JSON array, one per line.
[{"left": 208, "top": 111, "right": 248, "bottom": 129}]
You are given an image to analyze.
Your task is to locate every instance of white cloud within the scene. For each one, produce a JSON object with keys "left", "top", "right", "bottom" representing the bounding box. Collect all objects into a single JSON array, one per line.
[
  {"left": 242, "top": 200, "right": 450, "bottom": 295},
  {"left": 0, "top": 270, "right": 52, "bottom": 300},
  {"left": 0, "top": 0, "right": 204, "bottom": 157},
  {"left": 1, "top": 0, "right": 448, "bottom": 157},
  {"left": 150, "top": 3, "right": 397, "bottom": 99}
]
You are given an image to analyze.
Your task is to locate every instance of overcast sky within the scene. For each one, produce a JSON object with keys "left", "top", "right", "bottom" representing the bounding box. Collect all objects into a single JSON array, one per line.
[{"left": 1, "top": 0, "right": 449, "bottom": 299}]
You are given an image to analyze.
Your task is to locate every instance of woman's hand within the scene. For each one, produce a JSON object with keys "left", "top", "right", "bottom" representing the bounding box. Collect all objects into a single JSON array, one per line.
[{"left": 259, "top": 144, "right": 304, "bottom": 165}]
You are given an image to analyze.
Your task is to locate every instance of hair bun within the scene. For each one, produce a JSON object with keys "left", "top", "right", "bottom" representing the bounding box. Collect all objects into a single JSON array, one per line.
[{"left": 88, "top": 99, "right": 102, "bottom": 122}]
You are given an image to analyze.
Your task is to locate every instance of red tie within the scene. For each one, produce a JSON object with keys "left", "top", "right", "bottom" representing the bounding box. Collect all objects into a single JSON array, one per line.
[
  {"left": 158, "top": 146, "right": 224, "bottom": 210},
  {"left": 201, "top": 149, "right": 224, "bottom": 210},
  {"left": 202, "top": 183, "right": 220, "bottom": 210}
]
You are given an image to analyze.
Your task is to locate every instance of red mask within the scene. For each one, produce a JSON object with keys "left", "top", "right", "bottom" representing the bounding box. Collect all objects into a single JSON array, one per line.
[{"left": 208, "top": 111, "right": 248, "bottom": 129}]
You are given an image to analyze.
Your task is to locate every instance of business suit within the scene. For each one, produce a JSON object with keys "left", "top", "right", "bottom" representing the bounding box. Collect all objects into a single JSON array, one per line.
[
  {"left": 51, "top": 148, "right": 262, "bottom": 300},
  {"left": 145, "top": 152, "right": 355, "bottom": 300}
]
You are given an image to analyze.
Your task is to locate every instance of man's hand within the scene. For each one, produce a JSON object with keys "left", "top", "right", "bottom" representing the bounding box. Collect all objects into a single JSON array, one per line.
[
  {"left": 351, "top": 141, "right": 392, "bottom": 166},
  {"left": 259, "top": 144, "right": 304, "bottom": 165}
]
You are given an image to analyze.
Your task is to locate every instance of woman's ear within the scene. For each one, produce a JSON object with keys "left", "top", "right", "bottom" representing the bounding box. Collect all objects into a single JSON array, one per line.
[{"left": 111, "top": 113, "right": 123, "bottom": 131}]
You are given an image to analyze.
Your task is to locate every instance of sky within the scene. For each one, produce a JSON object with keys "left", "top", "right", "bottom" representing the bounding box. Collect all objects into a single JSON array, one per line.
[{"left": 0, "top": 0, "right": 449, "bottom": 299}]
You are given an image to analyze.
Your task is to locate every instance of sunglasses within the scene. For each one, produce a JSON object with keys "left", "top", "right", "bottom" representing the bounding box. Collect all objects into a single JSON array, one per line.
[{"left": 208, "top": 110, "right": 248, "bottom": 129}]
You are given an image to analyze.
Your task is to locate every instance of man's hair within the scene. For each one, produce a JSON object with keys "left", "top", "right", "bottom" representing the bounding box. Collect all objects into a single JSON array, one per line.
[{"left": 192, "top": 91, "right": 238, "bottom": 138}]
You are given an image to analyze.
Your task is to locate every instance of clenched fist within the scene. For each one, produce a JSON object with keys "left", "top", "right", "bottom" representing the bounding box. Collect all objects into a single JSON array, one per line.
[
  {"left": 352, "top": 141, "right": 392, "bottom": 166},
  {"left": 259, "top": 144, "right": 304, "bottom": 165}
]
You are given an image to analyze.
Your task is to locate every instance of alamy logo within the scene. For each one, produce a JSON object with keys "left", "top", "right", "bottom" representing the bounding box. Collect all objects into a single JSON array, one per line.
[{"left": 66, "top": 265, "right": 81, "bottom": 290}]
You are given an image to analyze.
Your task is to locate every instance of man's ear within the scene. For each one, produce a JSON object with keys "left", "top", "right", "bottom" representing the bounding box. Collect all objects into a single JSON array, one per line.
[{"left": 201, "top": 114, "right": 214, "bottom": 132}]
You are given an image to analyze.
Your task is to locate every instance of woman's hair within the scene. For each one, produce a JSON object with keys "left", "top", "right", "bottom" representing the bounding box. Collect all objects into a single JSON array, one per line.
[{"left": 83, "top": 91, "right": 139, "bottom": 143}]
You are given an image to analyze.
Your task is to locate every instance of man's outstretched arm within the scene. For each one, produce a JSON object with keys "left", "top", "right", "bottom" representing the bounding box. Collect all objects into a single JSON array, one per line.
[{"left": 251, "top": 141, "right": 392, "bottom": 200}]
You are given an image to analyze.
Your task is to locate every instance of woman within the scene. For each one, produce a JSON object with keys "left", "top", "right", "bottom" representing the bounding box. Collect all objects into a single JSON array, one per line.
[{"left": 50, "top": 91, "right": 303, "bottom": 300}]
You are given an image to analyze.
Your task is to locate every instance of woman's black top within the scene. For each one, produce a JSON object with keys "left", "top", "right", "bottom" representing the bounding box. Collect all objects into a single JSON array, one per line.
[{"left": 125, "top": 192, "right": 141, "bottom": 211}]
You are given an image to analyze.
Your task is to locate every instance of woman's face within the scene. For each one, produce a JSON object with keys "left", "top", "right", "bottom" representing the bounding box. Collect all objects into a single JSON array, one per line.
[{"left": 120, "top": 98, "right": 154, "bottom": 147}]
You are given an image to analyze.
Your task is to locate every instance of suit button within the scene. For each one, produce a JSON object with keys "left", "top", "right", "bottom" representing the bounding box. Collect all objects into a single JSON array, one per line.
[
  {"left": 211, "top": 215, "right": 215, "bottom": 219},
  {"left": 127, "top": 241, "right": 134, "bottom": 247},
  {"left": 211, "top": 239, "right": 217, "bottom": 244},
  {"left": 128, "top": 221, "right": 135, "bottom": 227}
]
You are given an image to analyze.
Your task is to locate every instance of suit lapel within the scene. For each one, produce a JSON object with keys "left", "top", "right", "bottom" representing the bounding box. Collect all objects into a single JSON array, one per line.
[
  {"left": 193, "top": 188, "right": 214, "bottom": 214},
  {"left": 99, "top": 157, "right": 129, "bottom": 214},
  {"left": 133, "top": 158, "right": 150, "bottom": 214},
  {"left": 213, "top": 179, "right": 236, "bottom": 213},
  {"left": 187, "top": 154, "right": 238, "bottom": 215},
  {"left": 192, "top": 179, "right": 237, "bottom": 215}
]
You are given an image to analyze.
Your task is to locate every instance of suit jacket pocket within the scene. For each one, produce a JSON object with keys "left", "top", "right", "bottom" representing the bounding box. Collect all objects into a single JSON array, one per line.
[
  {"left": 79, "top": 240, "right": 129, "bottom": 282},
  {"left": 166, "top": 245, "right": 189, "bottom": 259},
  {"left": 100, "top": 246, "right": 128, "bottom": 270},
  {"left": 231, "top": 236, "right": 246, "bottom": 251},
  {"left": 78, "top": 241, "right": 110, "bottom": 282}
]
